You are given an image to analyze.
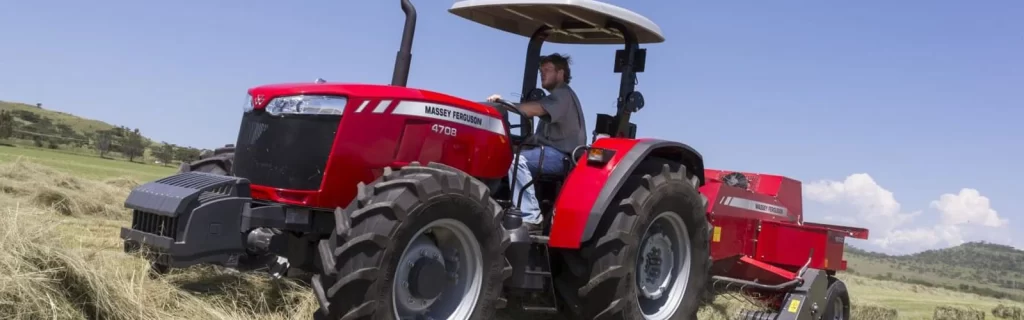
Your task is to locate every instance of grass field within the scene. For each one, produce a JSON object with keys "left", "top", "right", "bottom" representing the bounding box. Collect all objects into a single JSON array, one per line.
[
  {"left": 844, "top": 246, "right": 1024, "bottom": 303},
  {"left": 1, "top": 146, "right": 1022, "bottom": 320},
  {"left": 0, "top": 145, "right": 173, "bottom": 181}
]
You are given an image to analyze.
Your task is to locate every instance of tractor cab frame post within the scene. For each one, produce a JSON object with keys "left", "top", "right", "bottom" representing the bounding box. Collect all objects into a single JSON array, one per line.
[{"left": 608, "top": 20, "right": 641, "bottom": 139}]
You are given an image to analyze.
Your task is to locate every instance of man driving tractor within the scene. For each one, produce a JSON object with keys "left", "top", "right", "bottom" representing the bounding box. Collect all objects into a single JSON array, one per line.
[{"left": 487, "top": 53, "right": 587, "bottom": 233}]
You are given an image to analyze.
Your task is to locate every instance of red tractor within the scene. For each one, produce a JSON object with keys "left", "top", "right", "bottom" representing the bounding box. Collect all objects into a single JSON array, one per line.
[{"left": 120, "top": 1, "right": 869, "bottom": 319}]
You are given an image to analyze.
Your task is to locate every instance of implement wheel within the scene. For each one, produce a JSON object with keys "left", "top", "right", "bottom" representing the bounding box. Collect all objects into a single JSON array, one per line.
[
  {"left": 823, "top": 277, "right": 851, "bottom": 320},
  {"left": 312, "top": 162, "right": 511, "bottom": 320},
  {"left": 575, "top": 158, "right": 711, "bottom": 320}
]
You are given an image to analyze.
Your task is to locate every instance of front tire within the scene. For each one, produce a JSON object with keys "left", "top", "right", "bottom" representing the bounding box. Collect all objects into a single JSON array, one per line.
[
  {"left": 312, "top": 162, "right": 511, "bottom": 320},
  {"left": 576, "top": 158, "right": 711, "bottom": 320}
]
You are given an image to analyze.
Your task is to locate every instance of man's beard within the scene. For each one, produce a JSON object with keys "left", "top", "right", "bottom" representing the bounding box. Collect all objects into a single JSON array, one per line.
[{"left": 542, "top": 81, "right": 556, "bottom": 91}]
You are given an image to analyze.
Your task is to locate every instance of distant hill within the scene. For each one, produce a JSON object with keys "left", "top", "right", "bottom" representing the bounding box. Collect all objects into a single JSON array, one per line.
[
  {"left": 0, "top": 99, "right": 204, "bottom": 164},
  {"left": 0, "top": 100, "right": 121, "bottom": 138},
  {"left": 844, "top": 241, "right": 1024, "bottom": 302}
]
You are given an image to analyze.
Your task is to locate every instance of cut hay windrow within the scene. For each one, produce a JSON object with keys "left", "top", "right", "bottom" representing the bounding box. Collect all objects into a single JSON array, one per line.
[
  {"left": 993, "top": 304, "right": 1024, "bottom": 320},
  {"left": 0, "top": 158, "right": 135, "bottom": 218},
  {"left": 851, "top": 304, "right": 898, "bottom": 320},
  {"left": 0, "top": 161, "right": 318, "bottom": 320},
  {"left": 933, "top": 305, "right": 986, "bottom": 320}
]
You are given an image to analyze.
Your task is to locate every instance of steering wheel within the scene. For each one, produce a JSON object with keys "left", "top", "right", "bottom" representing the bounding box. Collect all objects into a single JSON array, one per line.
[
  {"left": 492, "top": 98, "right": 522, "bottom": 116},
  {"left": 488, "top": 98, "right": 534, "bottom": 145}
]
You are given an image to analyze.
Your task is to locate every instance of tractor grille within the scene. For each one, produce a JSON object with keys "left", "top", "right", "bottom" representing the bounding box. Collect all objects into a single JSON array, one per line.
[
  {"left": 131, "top": 210, "right": 180, "bottom": 240},
  {"left": 233, "top": 111, "right": 340, "bottom": 190}
]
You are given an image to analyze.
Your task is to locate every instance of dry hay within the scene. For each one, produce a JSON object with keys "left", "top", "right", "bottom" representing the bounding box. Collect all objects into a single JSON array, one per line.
[
  {"left": 934, "top": 305, "right": 986, "bottom": 320},
  {"left": 0, "top": 158, "right": 136, "bottom": 218},
  {"left": 0, "top": 158, "right": 320, "bottom": 319},
  {"left": 0, "top": 205, "right": 320, "bottom": 320},
  {"left": 850, "top": 304, "right": 899, "bottom": 320},
  {"left": 993, "top": 304, "right": 1024, "bottom": 320}
]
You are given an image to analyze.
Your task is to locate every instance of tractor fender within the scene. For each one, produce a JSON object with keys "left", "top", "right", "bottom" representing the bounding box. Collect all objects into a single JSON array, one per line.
[{"left": 548, "top": 138, "right": 705, "bottom": 249}]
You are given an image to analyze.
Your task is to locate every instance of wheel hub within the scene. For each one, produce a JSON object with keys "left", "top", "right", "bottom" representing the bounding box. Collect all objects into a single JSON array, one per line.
[
  {"left": 637, "top": 232, "right": 674, "bottom": 299},
  {"left": 634, "top": 211, "right": 693, "bottom": 320},
  {"left": 830, "top": 298, "right": 846, "bottom": 320},
  {"left": 396, "top": 236, "right": 446, "bottom": 312},
  {"left": 392, "top": 219, "right": 484, "bottom": 320},
  {"left": 409, "top": 257, "right": 446, "bottom": 300}
]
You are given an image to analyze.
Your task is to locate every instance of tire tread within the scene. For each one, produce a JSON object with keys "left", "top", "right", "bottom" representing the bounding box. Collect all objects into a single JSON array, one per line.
[
  {"left": 312, "top": 162, "right": 510, "bottom": 319},
  {"left": 574, "top": 158, "right": 712, "bottom": 320}
]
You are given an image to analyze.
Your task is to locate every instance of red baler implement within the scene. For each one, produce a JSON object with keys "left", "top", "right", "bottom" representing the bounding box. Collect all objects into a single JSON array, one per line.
[{"left": 701, "top": 170, "right": 869, "bottom": 318}]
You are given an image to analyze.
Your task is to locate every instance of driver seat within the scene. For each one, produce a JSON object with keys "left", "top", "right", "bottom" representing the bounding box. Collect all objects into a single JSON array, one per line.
[{"left": 531, "top": 145, "right": 582, "bottom": 231}]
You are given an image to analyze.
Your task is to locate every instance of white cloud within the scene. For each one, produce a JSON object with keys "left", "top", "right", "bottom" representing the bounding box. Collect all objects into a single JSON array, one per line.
[
  {"left": 803, "top": 173, "right": 1009, "bottom": 254},
  {"left": 930, "top": 188, "right": 1008, "bottom": 228}
]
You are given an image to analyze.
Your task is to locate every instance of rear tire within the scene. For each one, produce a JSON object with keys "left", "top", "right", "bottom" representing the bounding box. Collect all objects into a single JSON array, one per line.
[
  {"left": 312, "top": 162, "right": 511, "bottom": 320},
  {"left": 575, "top": 158, "right": 711, "bottom": 320},
  {"left": 182, "top": 160, "right": 229, "bottom": 175},
  {"left": 178, "top": 147, "right": 233, "bottom": 175}
]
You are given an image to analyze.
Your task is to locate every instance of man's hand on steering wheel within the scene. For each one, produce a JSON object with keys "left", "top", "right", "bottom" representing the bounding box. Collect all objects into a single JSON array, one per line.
[{"left": 487, "top": 94, "right": 522, "bottom": 116}]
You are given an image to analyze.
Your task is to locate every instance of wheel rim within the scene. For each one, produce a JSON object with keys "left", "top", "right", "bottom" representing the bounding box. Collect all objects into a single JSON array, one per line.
[
  {"left": 830, "top": 298, "right": 846, "bottom": 320},
  {"left": 634, "top": 211, "right": 692, "bottom": 320},
  {"left": 393, "top": 218, "right": 484, "bottom": 320}
]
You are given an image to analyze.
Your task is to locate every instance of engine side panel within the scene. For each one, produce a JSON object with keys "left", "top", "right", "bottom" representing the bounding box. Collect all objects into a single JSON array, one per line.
[
  {"left": 245, "top": 83, "right": 512, "bottom": 210},
  {"left": 548, "top": 137, "right": 705, "bottom": 249}
]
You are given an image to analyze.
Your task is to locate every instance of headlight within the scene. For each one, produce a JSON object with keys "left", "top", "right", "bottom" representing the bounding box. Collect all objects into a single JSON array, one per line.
[{"left": 265, "top": 95, "right": 348, "bottom": 116}]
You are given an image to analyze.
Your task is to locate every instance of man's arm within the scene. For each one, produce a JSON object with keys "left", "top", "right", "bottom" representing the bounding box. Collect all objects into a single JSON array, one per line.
[
  {"left": 516, "top": 100, "right": 547, "bottom": 118},
  {"left": 520, "top": 88, "right": 571, "bottom": 123},
  {"left": 488, "top": 89, "right": 570, "bottom": 122},
  {"left": 487, "top": 93, "right": 547, "bottom": 117}
]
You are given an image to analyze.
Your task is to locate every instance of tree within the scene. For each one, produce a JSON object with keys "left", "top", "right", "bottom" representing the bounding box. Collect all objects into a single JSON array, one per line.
[
  {"left": 95, "top": 131, "right": 113, "bottom": 158},
  {"left": 0, "top": 110, "right": 14, "bottom": 139},
  {"left": 122, "top": 128, "right": 149, "bottom": 162},
  {"left": 152, "top": 142, "right": 176, "bottom": 166},
  {"left": 174, "top": 146, "right": 202, "bottom": 163}
]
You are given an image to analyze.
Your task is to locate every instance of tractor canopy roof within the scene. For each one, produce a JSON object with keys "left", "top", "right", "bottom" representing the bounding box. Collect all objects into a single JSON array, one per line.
[{"left": 448, "top": 0, "right": 664, "bottom": 45}]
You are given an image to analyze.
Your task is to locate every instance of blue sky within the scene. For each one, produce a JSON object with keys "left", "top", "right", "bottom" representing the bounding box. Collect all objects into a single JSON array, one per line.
[{"left": 1, "top": 0, "right": 1020, "bottom": 254}]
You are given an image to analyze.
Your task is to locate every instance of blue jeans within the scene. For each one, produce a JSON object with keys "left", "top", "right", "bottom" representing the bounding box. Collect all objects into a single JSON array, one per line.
[{"left": 509, "top": 145, "right": 567, "bottom": 224}]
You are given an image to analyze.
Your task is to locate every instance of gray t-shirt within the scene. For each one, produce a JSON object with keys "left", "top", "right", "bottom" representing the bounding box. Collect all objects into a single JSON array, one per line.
[{"left": 533, "top": 84, "right": 587, "bottom": 155}]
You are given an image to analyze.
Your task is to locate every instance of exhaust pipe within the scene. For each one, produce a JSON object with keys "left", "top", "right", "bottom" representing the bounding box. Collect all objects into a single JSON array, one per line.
[{"left": 391, "top": 0, "right": 417, "bottom": 87}]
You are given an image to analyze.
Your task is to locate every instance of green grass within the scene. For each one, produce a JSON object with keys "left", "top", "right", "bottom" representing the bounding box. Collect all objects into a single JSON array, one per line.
[{"left": 0, "top": 145, "right": 174, "bottom": 181}]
